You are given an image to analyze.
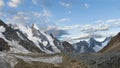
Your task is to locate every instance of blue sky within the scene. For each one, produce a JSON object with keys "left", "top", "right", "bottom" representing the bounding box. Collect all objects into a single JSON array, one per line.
[{"left": 0, "top": 0, "right": 120, "bottom": 42}]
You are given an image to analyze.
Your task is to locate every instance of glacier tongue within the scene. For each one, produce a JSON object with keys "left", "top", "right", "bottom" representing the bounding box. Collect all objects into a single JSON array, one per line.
[
  {"left": 15, "top": 54, "right": 62, "bottom": 64},
  {"left": 0, "top": 52, "right": 17, "bottom": 68},
  {"left": 0, "top": 52, "right": 63, "bottom": 68}
]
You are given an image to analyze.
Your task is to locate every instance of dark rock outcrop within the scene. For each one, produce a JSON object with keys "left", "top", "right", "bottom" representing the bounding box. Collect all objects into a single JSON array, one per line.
[
  {"left": 0, "top": 20, "right": 8, "bottom": 28},
  {"left": 0, "top": 38, "right": 10, "bottom": 51},
  {"left": 62, "top": 41, "right": 76, "bottom": 53}
]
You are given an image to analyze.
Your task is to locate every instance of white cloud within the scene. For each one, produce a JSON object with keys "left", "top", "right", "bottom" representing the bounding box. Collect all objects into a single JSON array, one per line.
[
  {"left": 68, "top": 23, "right": 110, "bottom": 40},
  {"left": 60, "top": 2, "right": 71, "bottom": 9},
  {"left": 45, "top": 24, "right": 81, "bottom": 38},
  {"left": 32, "top": 0, "right": 36, "bottom": 4},
  {"left": 95, "top": 24, "right": 110, "bottom": 31},
  {"left": 80, "top": 24, "right": 92, "bottom": 31},
  {"left": 57, "top": 18, "right": 70, "bottom": 23},
  {"left": 41, "top": 9, "right": 52, "bottom": 23},
  {"left": 96, "top": 20, "right": 104, "bottom": 23},
  {"left": 45, "top": 26, "right": 68, "bottom": 38},
  {"left": 71, "top": 33, "right": 104, "bottom": 41},
  {"left": 60, "top": 18, "right": 70, "bottom": 22},
  {"left": 42, "top": 9, "right": 52, "bottom": 17},
  {"left": 13, "top": 15, "right": 29, "bottom": 20},
  {"left": 56, "top": 18, "right": 70, "bottom": 25},
  {"left": 32, "top": 12, "right": 42, "bottom": 18},
  {"left": 106, "top": 19, "right": 117, "bottom": 23},
  {"left": 96, "top": 18, "right": 120, "bottom": 27},
  {"left": 7, "top": 12, "right": 30, "bottom": 24},
  {"left": 83, "top": 3, "right": 90, "bottom": 8},
  {"left": 7, "top": 0, "right": 21, "bottom": 8},
  {"left": 80, "top": 24, "right": 110, "bottom": 33},
  {"left": 32, "top": 9, "right": 51, "bottom": 18},
  {"left": 0, "top": 0, "right": 4, "bottom": 8},
  {"left": 74, "top": 18, "right": 120, "bottom": 40},
  {"left": 106, "top": 18, "right": 120, "bottom": 25},
  {"left": 75, "top": 33, "right": 90, "bottom": 39},
  {"left": 7, "top": 9, "right": 52, "bottom": 25},
  {"left": 68, "top": 10, "right": 71, "bottom": 14},
  {"left": 58, "top": 24, "right": 81, "bottom": 30}
]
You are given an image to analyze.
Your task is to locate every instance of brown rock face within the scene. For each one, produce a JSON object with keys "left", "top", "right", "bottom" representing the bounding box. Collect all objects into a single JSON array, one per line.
[
  {"left": 0, "top": 38, "right": 10, "bottom": 51},
  {"left": 99, "top": 32, "right": 120, "bottom": 53}
]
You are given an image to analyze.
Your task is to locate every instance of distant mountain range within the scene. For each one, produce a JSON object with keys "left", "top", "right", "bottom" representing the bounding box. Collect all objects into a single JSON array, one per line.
[
  {"left": 0, "top": 19, "right": 111, "bottom": 54},
  {"left": 73, "top": 37, "right": 112, "bottom": 53}
]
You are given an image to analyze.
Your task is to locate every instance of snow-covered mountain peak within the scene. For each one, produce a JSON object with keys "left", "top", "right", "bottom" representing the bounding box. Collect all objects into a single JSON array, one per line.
[
  {"left": 31, "top": 23, "right": 39, "bottom": 30},
  {"left": 89, "top": 37, "right": 95, "bottom": 40},
  {"left": 0, "top": 20, "right": 61, "bottom": 54},
  {"left": 73, "top": 37, "right": 112, "bottom": 53},
  {"left": 89, "top": 37, "right": 97, "bottom": 43}
]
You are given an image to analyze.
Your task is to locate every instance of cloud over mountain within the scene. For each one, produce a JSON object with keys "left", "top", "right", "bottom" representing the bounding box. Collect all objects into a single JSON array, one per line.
[{"left": 45, "top": 26, "right": 69, "bottom": 38}]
